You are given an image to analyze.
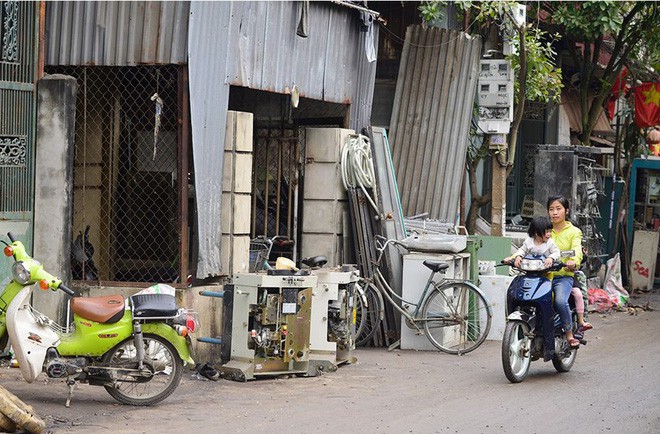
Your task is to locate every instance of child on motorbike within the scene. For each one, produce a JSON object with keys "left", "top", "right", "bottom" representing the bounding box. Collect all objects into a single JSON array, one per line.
[{"left": 505, "top": 216, "right": 560, "bottom": 268}]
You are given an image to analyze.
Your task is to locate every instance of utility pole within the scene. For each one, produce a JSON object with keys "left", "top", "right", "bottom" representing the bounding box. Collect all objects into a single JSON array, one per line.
[
  {"left": 489, "top": 134, "right": 508, "bottom": 236},
  {"left": 478, "top": 58, "right": 513, "bottom": 237},
  {"left": 477, "top": 5, "right": 524, "bottom": 237}
]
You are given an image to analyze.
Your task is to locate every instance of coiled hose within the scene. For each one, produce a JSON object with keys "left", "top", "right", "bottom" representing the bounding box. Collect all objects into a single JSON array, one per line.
[{"left": 341, "top": 133, "right": 379, "bottom": 213}]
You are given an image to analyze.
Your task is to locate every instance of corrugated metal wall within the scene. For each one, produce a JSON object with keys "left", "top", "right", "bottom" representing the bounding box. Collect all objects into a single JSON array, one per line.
[
  {"left": 45, "top": 1, "right": 189, "bottom": 65},
  {"left": 389, "top": 25, "right": 481, "bottom": 222},
  {"left": 188, "top": 1, "right": 377, "bottom": 277}
]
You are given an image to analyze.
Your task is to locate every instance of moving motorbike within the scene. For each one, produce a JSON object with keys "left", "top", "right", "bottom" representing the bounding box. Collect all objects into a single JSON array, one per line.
[
  {"left": 501, "top": 254, "right": 585, "bottom": 383},
  {"left": 1, "top": 232, "right": 198, "bottom": 406}
]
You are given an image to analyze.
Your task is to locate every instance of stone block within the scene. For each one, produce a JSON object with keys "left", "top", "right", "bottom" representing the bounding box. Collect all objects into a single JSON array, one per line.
[
  {"left": 233, "top": 154, "right": 253, "bottom": 193},
  {"left": 222, "top": 153, "right": 233, "bottom": 191},
  {"left": 233, "top": 194, "right": 252, "bottom": 234},
  {"left": 305, "top": 127, "right": 354, "bottom": 163},
  {"left": 304, "top": 163, "right": 345, "bottom": 200}
]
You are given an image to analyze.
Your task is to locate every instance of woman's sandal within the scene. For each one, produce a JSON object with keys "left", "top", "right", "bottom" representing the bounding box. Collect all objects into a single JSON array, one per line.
[
  {"left": 567, "top": 337, "right": 580, "bottom": 349},
  {"left": 578, "top": 322, "right": 593, "bottom": 332}
]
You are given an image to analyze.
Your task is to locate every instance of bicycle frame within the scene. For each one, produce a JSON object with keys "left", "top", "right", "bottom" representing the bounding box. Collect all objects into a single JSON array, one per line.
[{"left": 371, "top": 237, "right": 463, "bottom": 332}]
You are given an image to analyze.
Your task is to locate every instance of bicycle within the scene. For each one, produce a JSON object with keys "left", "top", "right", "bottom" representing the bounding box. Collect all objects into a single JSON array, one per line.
[
  {"left": 356, "top": 235, "right": 493, "bottom": 355},
  {"left": 248, "top": 235, "right": 294, "bottom": 272}
]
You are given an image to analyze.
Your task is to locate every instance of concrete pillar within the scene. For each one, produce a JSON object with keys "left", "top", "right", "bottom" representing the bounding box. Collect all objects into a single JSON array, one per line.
[
  {"left": 32, "top": 74, "right": 77, "bottom": 321},
  {"left": 221, "top": 111, "right": 253, "bottom": 275},
  {"left": 302, "top": 128, "right": 354, "bottom": 266}
]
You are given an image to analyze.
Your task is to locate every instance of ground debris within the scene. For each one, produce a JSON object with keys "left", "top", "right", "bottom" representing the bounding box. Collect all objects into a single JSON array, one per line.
[{"left": 626, "top": 301, "right": 654, "bottom": 314}]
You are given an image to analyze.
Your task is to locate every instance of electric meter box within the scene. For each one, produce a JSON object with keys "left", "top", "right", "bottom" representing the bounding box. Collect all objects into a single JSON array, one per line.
[
  {"left": 479, "top": 59, "right": 512, "bottom": 81},
  {"left": 478, "top": 59, "right": 514, "bottom": 133}
]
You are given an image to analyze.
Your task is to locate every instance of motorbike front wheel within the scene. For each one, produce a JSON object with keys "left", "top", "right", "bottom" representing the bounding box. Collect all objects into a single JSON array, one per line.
[
  {"left": 102, "top": 334, "right": 183, "bottom": 406},
  {"left": 502, "top": 321, "right": 532, "bottom": 383}
]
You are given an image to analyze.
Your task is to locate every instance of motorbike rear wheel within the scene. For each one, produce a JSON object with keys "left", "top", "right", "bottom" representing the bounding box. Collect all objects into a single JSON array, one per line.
[
  {"left": 552, "top": 341, "right": 577, "bottom": 373},
  {"left": 102, "top": 334, "right": 183, "bottom": 406},
  {"left": 502, "top": 321, "right": 532, "bottom": 383}
]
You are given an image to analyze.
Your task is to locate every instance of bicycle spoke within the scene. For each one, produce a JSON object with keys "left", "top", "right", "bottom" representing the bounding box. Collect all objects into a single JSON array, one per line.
[{"left": 422, "top": 282, "right": 491, "bottom": 354}]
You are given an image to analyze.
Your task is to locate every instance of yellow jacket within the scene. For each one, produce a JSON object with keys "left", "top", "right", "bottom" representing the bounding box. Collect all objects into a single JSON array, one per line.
[{"left": 551, "top": 221, "right": 583, "bottom": 277}]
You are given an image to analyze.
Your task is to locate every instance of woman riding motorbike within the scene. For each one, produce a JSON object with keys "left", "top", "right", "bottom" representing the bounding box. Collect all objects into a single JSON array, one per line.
[{"left": 547, "top": 195, "right": 583, "bottom": 349}]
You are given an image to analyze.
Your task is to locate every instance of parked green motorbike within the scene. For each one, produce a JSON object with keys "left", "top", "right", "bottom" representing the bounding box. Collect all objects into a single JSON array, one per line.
[{"left": 1, "top": 232, "right": 197, "bottom": 406}]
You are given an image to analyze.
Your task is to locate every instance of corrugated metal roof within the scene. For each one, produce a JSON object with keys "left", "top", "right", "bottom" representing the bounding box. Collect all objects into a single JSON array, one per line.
[
  {"left": 45, "top": 1, "right": 189, "bottom": 65},
  {"left": 389, "top": 25, "right": 481, "bottom": 222},
  {"left": 561, "top": 91, "right": 615, "bottom": 137}
]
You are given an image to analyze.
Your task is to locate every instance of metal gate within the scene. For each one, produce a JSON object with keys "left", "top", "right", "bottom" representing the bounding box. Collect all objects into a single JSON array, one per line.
[
  {"left": 0, "top": 1, "right": 40, "bottom": 278},
  {"left": 251, "top": 126, "right": 300, "bottom": 259}
]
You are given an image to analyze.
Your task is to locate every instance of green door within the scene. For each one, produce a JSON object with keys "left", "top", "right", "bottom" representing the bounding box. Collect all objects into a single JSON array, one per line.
[{"left": 0, "top": 0, "right": 40, "bottom": 279}]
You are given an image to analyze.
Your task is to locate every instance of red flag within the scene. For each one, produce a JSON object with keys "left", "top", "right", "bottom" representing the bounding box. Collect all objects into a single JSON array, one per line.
[
  {"left": 635, "top": 83, "right": 660, "bottom": 128},
  {"left": 606, "top": 68, "right": 628, "bottom": 120}
]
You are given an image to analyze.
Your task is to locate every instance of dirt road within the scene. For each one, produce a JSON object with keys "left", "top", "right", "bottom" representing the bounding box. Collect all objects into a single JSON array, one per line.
[{"left": 3, "top": 291, "right": 659, "bottom": 433}]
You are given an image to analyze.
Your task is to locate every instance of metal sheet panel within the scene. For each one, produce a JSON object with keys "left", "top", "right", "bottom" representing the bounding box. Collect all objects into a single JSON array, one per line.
[
  {"left": 389, "top": 26, "right": 481, "bottom": 223},
  {"left": 188, "top": 1, "right": 232, "bottom": 278},
  {"left": 45, "top": 1, "right": 189, "bottom": 65}
]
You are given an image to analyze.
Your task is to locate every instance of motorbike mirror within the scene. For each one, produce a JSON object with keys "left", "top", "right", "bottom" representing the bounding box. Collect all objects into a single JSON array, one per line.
[{"left": 560, "top": 250, "right": 575, "bottom": 258}]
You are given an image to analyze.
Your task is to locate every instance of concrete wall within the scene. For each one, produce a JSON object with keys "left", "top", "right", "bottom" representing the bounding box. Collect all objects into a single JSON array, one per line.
[{"left": 33, "top": 75, "right": 77, "bottom": 321}]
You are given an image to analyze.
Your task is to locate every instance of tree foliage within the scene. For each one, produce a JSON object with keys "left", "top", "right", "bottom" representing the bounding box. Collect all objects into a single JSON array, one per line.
[{"left": 541, "top": 1, "right": 660, "bottom": 145}]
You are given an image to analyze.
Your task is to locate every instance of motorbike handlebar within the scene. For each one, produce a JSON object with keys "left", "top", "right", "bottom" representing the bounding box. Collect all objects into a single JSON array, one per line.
[
  {"left": 7, "top": 232, "right": 15, "bottom": 243},
  {"left": 58, "top": 283, "right": 75, "bottom": 297}
]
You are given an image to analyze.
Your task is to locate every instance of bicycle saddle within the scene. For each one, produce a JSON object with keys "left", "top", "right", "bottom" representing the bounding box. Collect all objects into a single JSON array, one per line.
[
  {"left": 423, "top": 260, "right": 449, "bottom": 273},
  {"left": 301, "top": 256, "right": 327, "bottom": 269}
]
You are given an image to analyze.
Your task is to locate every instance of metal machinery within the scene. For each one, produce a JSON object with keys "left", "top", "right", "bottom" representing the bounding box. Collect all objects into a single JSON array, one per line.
[
  {"left": 218, "top": 272, "right": 317, "bottom": 381},
  {"left": 308, "top": 265, "right": 359, "bottom": 373}
]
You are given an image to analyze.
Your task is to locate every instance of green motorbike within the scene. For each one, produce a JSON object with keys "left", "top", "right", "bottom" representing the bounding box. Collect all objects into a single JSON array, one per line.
[{"left": 1, "top": 232, "right": 197, "bottom": 406}]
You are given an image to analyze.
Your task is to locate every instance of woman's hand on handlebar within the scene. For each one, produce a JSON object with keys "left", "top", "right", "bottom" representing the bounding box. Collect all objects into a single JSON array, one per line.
[{"left": 564, "top": 259, "right": 576, "bottom": 272}]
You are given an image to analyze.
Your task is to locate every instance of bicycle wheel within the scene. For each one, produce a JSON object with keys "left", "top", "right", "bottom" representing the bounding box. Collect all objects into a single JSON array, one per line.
[
  {"left": 421, "top": 282, "right": 492, "bottom": 354},
  {"left": 355, "top": 283, "right": 383, "bottom": 347}
]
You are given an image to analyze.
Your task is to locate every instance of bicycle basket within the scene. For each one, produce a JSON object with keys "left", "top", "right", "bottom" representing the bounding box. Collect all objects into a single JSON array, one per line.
[{"left": 249, "top": 240, "right": 270, "bottom": 272}]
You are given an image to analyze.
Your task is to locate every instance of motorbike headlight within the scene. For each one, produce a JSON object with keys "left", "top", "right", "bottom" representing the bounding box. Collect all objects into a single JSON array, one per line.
[
  {"left": 520, "top": 259, "right": 544, "bottom": 271},
  {"left": 12, "top": 262, "right": 31, "bottom": 284}
]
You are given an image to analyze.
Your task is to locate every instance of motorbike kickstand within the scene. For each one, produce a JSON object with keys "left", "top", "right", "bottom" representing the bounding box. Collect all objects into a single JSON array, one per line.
[{"left": 65, "top": 378, "right": 76, "bottom": 408}]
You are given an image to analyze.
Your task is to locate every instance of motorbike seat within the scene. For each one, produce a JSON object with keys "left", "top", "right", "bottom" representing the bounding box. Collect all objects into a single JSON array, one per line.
[
  {"left": 423, "top": 260, "right": 449, "bottom": 273},
  {"left": 71, "top": 295, "right": 125, "bottom": 324}
]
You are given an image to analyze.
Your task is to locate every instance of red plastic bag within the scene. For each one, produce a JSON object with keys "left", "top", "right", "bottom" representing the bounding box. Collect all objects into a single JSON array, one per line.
[{"left": 588, "top": 288, "right": 616, "bottom": 313}]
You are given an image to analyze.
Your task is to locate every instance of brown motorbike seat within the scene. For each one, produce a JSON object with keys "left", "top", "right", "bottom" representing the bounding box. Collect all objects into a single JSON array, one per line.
[{"left": 71, "top": 295, "right": 126, "bottom": 323}]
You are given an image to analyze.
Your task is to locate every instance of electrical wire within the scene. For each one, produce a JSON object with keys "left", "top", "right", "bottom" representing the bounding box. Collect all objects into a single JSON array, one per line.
[
  {"left": 376, "top": 14, "right": 482, "bottom": 49},
  {"left": 341, "top": 133, "right": 379, "bottom": 213}
]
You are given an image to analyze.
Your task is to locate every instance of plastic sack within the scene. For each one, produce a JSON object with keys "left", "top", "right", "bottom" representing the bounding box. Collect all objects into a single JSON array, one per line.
[
  {"left": 602, "top": 253, "right": 629, "bottom": 306},
  {"left": 401, "top": 233, "right": 467, "bottom": 253},
  {"left": 588, "top": 288, "right": 616, "bottom": 313},
  {"left": 134, "top": 283, "right": 176, "bottom": 297}
]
